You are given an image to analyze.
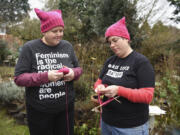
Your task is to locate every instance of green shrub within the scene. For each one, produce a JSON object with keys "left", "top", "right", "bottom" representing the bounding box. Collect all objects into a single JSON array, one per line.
[
  {"left": 74, "top": 74, "right": 92, "bottom": 101},
  {"left": 152, "top": 73, "right": 180, "bottom": 134},
  {"left": 0, "top": 40, "right": 10, "bottom": 64},
  {"left": 0, "top": 81, "right": 25, "bottom": 103}
]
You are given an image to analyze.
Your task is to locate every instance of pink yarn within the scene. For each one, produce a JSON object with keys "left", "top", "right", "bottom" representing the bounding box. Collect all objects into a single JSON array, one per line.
[{"left": 58, "top": 68, "right": 69, "bottom": 75}]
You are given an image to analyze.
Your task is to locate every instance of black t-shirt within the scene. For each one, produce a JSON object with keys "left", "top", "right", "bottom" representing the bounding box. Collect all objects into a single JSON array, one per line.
[
  {"left": 15, "top": 39, "right": 79, "bottom": 113},
  {"left": 99, "top": 51, "right": 155, "bottom": 128}
]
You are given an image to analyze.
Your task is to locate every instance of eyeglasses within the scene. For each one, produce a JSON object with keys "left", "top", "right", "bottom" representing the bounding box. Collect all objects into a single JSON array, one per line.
[{"left": 106, "top": 37, "right": 124, "bottom": 46}]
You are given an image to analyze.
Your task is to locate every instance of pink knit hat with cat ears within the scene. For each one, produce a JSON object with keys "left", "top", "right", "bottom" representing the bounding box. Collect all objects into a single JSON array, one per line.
[
  {"left": 105, "top": 17, "right": 130, "bottom": 40},
  {"left": 34, "top": 8, "right": 64, "bottom": 33}
]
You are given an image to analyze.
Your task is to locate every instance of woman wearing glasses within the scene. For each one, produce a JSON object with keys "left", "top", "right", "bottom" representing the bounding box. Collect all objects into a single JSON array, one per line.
[{"left": 94, "top": 17, "right": 155, "bottom": 135}]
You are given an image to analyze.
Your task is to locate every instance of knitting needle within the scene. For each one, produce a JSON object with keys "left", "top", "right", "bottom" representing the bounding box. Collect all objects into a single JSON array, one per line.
[
  {"left": 114, "top": 97, "right": 121, "bottom": 104},
  {"left": 91, "top": 96, "right": 121, "bottom": 112}
]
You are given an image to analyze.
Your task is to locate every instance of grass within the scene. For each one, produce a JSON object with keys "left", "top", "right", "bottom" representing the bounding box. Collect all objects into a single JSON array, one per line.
[{"left": 0, "top": 107, "right": 29, "bottom": 135}]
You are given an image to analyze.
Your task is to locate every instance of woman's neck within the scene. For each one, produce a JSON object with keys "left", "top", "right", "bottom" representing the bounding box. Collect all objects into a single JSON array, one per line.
[
  {"left": 41, "top": 37, "right": 49, "bottom": 45},
  {"left": 119, "top": 44, "right": 133, "bottom": 58}
]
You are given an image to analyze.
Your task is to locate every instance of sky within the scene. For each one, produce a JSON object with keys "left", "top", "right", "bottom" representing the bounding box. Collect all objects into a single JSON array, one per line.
[
  {"left": 136, "top": 0, "right": 180, "bottom": 29},
  {"left": 28, "top": 0, "right": 45, "bottom": 19},
  {"left": 28, "top": 0, "right": 180, "bottom": 29}
]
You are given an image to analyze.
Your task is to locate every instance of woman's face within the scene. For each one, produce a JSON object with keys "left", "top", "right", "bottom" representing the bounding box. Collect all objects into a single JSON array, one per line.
[
  {"left": 108, "top": 36, "right": 130, "bottom": 58},
  {"left": 42, "top": 26, "right": 64, "bottom": 46}
]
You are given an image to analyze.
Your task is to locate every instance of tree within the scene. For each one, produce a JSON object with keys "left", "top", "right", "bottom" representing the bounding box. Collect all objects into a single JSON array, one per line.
[
  {"left": 58, "top": 0, "right": 142, "bottom": 45},
  {"left": 8, "top": 18, "right": 42, "bottom": 43},
  {"left": 0, "top": 40, "right": 10, "bottom": 64},
  {"left": 167, "top": 0, "right": 180, "bottom": 22},
  {"left": 0, "top": 0, "right": 30, "bottom": 24},
  {"left": 58, "top": 0, "right": 101, "bottom": 42},
  {"left": 44, "top": 0, "right": 59, "bottom": 10},
  {"left": 139, "top": 21, "right": 180, "bottom": 72}
]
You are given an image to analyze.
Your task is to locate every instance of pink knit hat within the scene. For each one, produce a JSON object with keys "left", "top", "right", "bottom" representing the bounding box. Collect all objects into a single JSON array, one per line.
[
  {"left": 105, "top": 17, "right": 130, "bottom": 40},
  {"left": 34, "top": 8, "right": 64, "bottom": 33}
]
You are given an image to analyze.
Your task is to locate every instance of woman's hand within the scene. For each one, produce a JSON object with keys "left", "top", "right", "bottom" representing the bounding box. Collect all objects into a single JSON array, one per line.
[
  {"left": 98, "top": 85, "right": 119, "bottom": 98},
  {"left": 63, "top": 68, "right": 74, "bottom": 82},
  {"left": 48, "top": 70, "right": 64, "bottom": 82},
  {"left": 95, "top": 84, "right": 106, "bottom": 93}
]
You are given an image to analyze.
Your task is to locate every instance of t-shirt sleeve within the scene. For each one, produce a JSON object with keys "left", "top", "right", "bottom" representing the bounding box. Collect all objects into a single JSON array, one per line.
[
  {"left": 136, "top": 59, "right": 155, "bottom": 88},
  {"left": 15, "top": 44, "right": 32, "bottom": 76},
  {"left": 70, "top": 46, "right": 79, "bottom": 68}
]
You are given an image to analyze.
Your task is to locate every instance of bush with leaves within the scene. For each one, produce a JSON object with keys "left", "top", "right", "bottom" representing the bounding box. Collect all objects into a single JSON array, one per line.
[
  {"left": 152, "top": 72, "right": 180, "bottom": 134},
  {"left": 8, "top": 18, "right": 42, "bottom": 43},
  {"left": 0, "top": 40, "right": 11, "bottom": 64},
  {"left": 139, "top": 21, "right": 180, "bottom": 74},
  {"left": 74, "top": 124, "right": 100, "bottom": 135},
  {"left": 0, "top": 81, "right": 25, "bottom": 103}
]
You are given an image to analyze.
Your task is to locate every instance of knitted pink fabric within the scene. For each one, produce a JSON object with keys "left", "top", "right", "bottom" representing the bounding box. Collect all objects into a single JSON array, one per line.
[
  {"left": 34, "top": 8, "right": 64, "bottom": 33},
  {"left": 105, "top": 17, "right": 130, "bottom": 40}
]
